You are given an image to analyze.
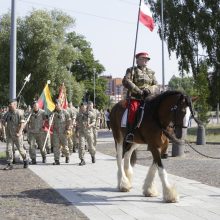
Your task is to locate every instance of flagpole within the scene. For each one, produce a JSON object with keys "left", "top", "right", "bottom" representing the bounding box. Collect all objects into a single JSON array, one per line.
[
  {"left": 42, "top": 113, "right": 54, "bottom": 152},
  {"left": 132, "top": 0, "right": 142, "bottom": 69},
  {"left": 161, "top": 0, "right": 165, "bottom": 91}
]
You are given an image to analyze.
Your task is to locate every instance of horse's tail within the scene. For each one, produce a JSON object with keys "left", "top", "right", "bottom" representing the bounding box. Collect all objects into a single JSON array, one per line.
[{"left": 130, "top": 150, "right": 137, "bottom": 167}]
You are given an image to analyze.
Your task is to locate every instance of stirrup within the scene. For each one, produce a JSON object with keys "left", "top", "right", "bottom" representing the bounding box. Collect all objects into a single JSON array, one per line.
[{"left": 125, "top": 133, "right": 134, "bottom": 143}]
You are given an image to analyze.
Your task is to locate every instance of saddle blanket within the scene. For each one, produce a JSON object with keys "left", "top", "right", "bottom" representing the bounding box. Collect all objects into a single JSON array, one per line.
[{"left": 121, "top": 109, "right": 128, "bottom": 128}]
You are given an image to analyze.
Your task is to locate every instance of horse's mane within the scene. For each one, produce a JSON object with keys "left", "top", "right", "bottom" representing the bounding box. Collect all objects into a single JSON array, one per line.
[{"left": 145, "top": 90, "right": 185, "bottom": 114}]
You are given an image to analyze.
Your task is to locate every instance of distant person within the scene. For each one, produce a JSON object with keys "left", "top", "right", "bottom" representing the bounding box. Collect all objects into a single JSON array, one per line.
[{"left": 105, "top": 109, "right": 111, "bottom": 130}]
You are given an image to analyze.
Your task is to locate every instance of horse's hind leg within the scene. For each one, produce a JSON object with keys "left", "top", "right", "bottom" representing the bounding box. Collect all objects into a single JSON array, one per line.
[
  {"left": 143, "top": 162, "right": 159, "bottom": 197},
  {"left": 116, "top": 142, "right": 131, "bottom": 192},
  {"left": 151, "top": 146, "right": 179, "bottom": 202},
  {"left": 123, "top": 144, "right": 139, "bottom": 188}
]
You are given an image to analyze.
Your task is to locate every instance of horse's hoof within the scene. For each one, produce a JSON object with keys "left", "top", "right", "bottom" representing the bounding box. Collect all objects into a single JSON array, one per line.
[
  {"left": 143, "top": 191, "right": 158, "bottom": 197},
  {"left": 163, "top": 186, "right": 179, "bottom": 203},
  {"left": 120, "top": 187, "right": 130, "bottom": 192}
]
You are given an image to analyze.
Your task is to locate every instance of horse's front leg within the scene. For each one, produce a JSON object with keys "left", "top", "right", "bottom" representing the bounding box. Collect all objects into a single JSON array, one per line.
[
  {"left": 143, "top": 162, "right": 159, "bottom": 197},
  {"left": 151, "top": 147, "right": 179, "bottom": 202},
  {"left": 123, "top": 144, "right": 138, "bottom": 188},
  {"left": 116, "top": 143, "right": 131, "bottom": 192}
]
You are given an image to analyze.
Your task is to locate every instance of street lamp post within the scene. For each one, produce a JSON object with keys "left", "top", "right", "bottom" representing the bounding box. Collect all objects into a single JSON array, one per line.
[
  {"left": 93, "top": 69, "right": 96, "bottom": 106},
  {"left": 10, "top": 0, "right": 17, "bottom": 99}
]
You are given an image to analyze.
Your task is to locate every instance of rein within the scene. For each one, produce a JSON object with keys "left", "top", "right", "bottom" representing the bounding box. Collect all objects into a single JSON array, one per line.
[{"left": 185, "top": 140, "right": 220, "bottom": 159}]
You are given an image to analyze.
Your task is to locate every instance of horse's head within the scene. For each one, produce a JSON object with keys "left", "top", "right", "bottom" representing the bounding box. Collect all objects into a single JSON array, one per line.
[{"left": 155, "top": 91, "right": 190, "bottom": 139}]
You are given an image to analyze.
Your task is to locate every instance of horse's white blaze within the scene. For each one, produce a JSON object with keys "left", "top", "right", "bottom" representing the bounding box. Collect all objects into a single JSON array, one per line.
[
  {"left": 158, "top": 167, "right": 179, "bottom": 202},
  {"left": 116, "top": 143, "right": 131, "bottom": 191},
  {"left": 143, "top": 163, "right": 158, "bottom": 197}
]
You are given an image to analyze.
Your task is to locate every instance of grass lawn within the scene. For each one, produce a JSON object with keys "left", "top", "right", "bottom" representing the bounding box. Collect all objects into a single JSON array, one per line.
[
  {"left": 0, "top": 151, "right": 6, "bottom": 159},
  {"left": 186, "top": 124, "right": 220, "bottom": 142}
]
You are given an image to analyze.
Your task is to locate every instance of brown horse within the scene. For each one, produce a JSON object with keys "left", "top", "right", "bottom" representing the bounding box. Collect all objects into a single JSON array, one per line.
[{"left": 110, "top": 90, "right": 195, "bottom": 203}]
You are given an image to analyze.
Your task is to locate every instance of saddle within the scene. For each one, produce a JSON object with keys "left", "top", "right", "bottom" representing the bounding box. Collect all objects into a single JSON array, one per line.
[{"left": 121, "top": 99, "right": 146, "bottom": 129}]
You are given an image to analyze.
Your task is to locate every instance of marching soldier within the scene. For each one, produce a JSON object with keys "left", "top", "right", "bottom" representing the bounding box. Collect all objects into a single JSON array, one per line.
[
  {"left": 3, "top": 99, "right": 28, "bottom": 170},
  {"left": 87, "top": 101, "right": 99, "bottom": 147},
  {"left": 76, "top": 102, "right": 96, "bottom": 166},
  {"left": 52, "top": 99, "right": 71, "bottom": 165},
  {"left": 28, "top": 101, "right": 47, "bottom": 164}
]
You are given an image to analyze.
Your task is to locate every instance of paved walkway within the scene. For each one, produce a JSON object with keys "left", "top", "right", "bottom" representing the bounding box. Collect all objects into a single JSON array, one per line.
[{"left": 29, "top": 135, "right": 220, "bottom": 220}]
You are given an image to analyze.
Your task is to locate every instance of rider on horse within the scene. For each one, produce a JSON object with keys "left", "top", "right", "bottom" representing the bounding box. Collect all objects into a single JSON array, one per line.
[{"left": 122, "top": 51, "right": 158, "bottom": 143}]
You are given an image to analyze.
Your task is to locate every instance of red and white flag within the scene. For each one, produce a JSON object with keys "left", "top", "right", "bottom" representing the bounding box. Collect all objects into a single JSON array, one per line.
[{"left": 139, "top": 0, "right": 154, "bottom": 32}]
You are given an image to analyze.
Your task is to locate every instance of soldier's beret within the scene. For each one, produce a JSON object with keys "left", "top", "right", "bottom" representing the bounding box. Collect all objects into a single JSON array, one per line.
[
  {"left": 8, "top": 98, "right": 17, "bottom": 104},
  {"left": 135, "top": 52, "right": 150, "bottom": 60}
]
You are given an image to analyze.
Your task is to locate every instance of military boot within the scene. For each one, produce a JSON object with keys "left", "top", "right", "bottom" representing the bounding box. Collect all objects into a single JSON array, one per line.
[
  {"left": 42, "top": 156, "right": 46, "bottom": 163},
  {"left": 12, "top": 158, "right": 16, "bottom": 164},
  {"left": 91, "top": 155, "right": 96, "bottom": 163},
  {"left": 4, "top": 163, "right": 13, "bottom": 170},
  {"left": 79, "top": 159, "right": 85, "bottom": 166},
  {"left": 53, "top": 160, "right": 60, "bottom": 165},
  {"left": 23, "top": 160, "right": 29, "bottom": 168},
  {"left": 31, "top": 159, "right": 37, "bottom": 165},
  {"left": 65, "top": 157, "right": 69, "bottom": 163}
]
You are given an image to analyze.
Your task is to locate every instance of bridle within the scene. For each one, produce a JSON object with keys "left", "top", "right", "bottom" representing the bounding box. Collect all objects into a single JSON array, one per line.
[{"left": 170, "top": 96, "right": 188, "bottom": 129}]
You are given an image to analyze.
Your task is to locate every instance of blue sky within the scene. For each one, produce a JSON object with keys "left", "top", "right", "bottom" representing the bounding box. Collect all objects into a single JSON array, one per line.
[{"left": 0, "top": 0, "right": 180, "bottom": 84}]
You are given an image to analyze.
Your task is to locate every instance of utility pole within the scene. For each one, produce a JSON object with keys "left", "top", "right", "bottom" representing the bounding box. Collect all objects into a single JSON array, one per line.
[
  {"left": 10, "top": 0, "right": 17, "bottom": 99},
  {"left": 161, "top": 0, "right": 165, "bottom": 91}
]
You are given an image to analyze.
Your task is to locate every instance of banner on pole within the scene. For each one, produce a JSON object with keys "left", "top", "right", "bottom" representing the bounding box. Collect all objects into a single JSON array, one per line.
[{"left": 139, "top": 0, "right": 155, "bottom": 31}]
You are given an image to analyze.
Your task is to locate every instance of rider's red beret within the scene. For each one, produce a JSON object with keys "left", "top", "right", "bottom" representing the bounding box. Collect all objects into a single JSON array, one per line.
[{"left": 135, "top": 52, "right": 150, "bottom": 60}]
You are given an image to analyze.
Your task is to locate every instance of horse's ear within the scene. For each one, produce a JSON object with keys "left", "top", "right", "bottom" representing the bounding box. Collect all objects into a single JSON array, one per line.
[{"left": 191, "top": 96, "right": 199, "bottom": 102}]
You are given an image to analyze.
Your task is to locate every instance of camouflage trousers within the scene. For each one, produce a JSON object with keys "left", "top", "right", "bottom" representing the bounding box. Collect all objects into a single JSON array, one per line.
[
  {"left": 52, "top": 132, "right": 70, "bottom": 161},
  {"left": 29, "top": 132, "right": 46, "bottom": 160},
  {"left": 78, "top": 128, "right": 96, "bottom": 160},
  {"left": 6, "top": 134, "right": 27, "bottom": 163}
]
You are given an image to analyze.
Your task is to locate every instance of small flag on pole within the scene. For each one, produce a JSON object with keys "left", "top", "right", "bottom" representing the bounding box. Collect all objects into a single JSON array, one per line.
[
  {"left": 58, "top": 83, "right": 68, "bottom": 109},
  {"left": 38, "top": 83, "right": 55, "bottom": 114},
  {"left": 139, "top": 0, "right": 155, "bottom": 32}
]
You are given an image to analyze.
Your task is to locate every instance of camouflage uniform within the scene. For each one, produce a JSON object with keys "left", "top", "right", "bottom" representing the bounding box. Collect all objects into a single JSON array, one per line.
[
  {"left": 65, "top": 107, "right": 76, "bottom": 154},
  {"left": 89, "top": 108, "right": 100, "bottom": 147},
  {"left": 122, "top": 52, "right": 158, "bottom": 143},
  {"left": 52, "top": 109, "right": 70, "bottom": 164},
  {"left": 76, "top": 107, "right": 96, "bottom": 165},
  {"left": 123, "top": 66, "right": 157, "bottom": 99},
  {"left": 28, "top": 109, "right": 47, "bottom": 163},
  {"left": 3, "top": 108, "right": 28, "bottom": 167}
]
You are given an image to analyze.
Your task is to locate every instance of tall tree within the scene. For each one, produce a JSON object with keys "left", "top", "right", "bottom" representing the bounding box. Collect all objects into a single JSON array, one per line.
[
  {"left": 148, "top": 0, "right": 220, "bottom": 108},
  {"left": 0, "top": 9, "right": 106, "bottom": 106}
]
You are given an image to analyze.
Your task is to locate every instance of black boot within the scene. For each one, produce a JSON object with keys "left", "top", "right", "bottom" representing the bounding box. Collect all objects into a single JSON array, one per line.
[
  {"left": 53, "top": 160, "right": 60, "bottom": 165},
  {"left": 91, "top": 156, "right": 96, "bottom": 163},
  {"left": 125, "top": 122, "right": 135, "bottom": 144},
  {"left": 31, "top": 159, "right": 37, "bottom": 165},
  {"left": 12, "top": 158, "right": 16, "bottom": 164},
  {"left": 23, "top": 160, "right": 29, "bottom": 168},
  {"left": 65, "top": 157, "right": 69, "bottom": 163},
  {"left": 79, "top": 159, "right": 85, "bottom": 166},
  {"left": 42, "top": 156, "right": 46, "bottom": 163},
  {"left": 125, "top": 133, "right": 134, "bottom": 143},
  {"left": 4, "top": 163, "right": 13, "bottom": 170}
]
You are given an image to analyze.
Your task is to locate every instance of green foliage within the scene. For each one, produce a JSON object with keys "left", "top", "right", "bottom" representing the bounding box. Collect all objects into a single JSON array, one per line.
[
  {"left": 168, "top": 75, "right": 195, "bottom": 96},
  {"left": 193, "top": 62, "right": 211, "bottom": 124},
  {"left": 83, "top": 77, "right": 109, "bottom": 110},
  {"left": 148, "top": 0, "right": 220, "bottom": 109},
  {"left": 0, "top": 9, "right": 106, "bottom": 107},
  {"left": 66, "top": 32, "right": 105, "bottom": 82}
]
